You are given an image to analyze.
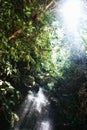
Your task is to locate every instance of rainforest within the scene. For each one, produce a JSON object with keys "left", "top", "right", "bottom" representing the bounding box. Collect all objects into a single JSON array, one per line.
[{"left": 0, "top": 0, "right": 87, "bottom": 130}]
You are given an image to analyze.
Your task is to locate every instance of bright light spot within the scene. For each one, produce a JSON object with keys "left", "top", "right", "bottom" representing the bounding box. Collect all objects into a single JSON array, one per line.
[
  {"left": 0, "top": 80, "right": 3, "bottom": 86},
  {"left": 34, "top": 88, "right": 48, "bottom": 113},
  {"left": 61, "top": 0, "right": 83, "bottom": 29},
  {"left": 39, "top": 120, "right": 51, "bottom": 130},
  {"left": 52, "top": 47, "right": 57, "bottom": 64}
]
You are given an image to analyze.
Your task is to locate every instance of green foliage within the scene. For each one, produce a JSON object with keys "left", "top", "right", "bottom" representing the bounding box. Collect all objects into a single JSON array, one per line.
[
  {"left": 0, "top": 0, "right": 87, "bottom": 128},
  {"left": 0, "top": 80, "right": 21, "bottom": 127},
  {"left": 0, "top": 0, "right": 54, "bottom": 78},
  {"left": 0, "top": 0, "right": 55, "bottom": 128}
]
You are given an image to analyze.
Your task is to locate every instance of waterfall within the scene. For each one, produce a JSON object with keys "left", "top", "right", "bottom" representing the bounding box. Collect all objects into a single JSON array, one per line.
[{"left": 12, "top": 88, "right": 53, "bottom": 130}]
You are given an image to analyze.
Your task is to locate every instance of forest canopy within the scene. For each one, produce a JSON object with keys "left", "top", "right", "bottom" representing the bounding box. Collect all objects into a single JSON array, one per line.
[{"left": 0, "top": 0, "right": 87, "bottom": 129}]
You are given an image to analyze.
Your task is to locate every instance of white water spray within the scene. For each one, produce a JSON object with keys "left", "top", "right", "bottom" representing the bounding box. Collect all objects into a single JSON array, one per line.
[{"left": 12, "top": 88, "right": 52, "bottom": 130}]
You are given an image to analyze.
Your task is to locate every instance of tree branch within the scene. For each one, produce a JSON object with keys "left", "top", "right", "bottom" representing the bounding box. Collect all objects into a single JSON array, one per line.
[
  {"left": 8, "top": 29, "right": 22, "bottom": 41},
  {"left": 46, "top": 0, "right": 56, "bottom": 10}
]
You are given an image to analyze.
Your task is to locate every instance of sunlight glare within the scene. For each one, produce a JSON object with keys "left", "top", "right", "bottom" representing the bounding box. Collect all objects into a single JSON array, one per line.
[{"left": 61, "top": 0, "right": 83, "bottom": 29}]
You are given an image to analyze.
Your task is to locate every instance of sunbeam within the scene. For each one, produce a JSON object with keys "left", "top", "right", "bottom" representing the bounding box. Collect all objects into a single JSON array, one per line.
[
  {"left": 53, "top": 0, "right": 87, "bottom": 65},
  {"left": 61, "top": 0, "right": 83, "bottom": 29}
]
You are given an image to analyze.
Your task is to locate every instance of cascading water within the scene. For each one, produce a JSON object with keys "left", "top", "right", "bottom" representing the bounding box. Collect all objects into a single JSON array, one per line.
[{"left": 12, "top": 88, "right": 53, "bottom": 130}]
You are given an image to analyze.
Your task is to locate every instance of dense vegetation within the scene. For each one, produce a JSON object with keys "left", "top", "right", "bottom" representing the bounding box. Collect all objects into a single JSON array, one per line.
[
  {"left": 0, "top": 0, "right": 87, "bottom": 129},
  {"left": 0, "top": 0, "right": 56, "bottom": 129}
]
